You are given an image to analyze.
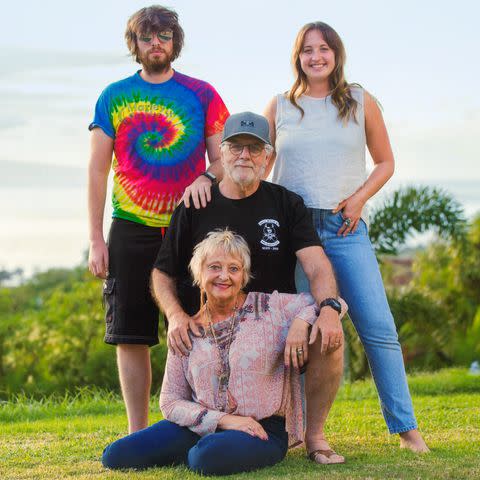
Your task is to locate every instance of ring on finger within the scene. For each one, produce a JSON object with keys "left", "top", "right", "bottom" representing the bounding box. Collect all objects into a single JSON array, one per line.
[{"left": 344, "top": 217, "right": 352, "bottom": 227}]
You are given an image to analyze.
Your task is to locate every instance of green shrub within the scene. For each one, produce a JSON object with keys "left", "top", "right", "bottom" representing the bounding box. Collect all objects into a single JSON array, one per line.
[{"left": 0, "top": 271, "right": 168, "bottom": 398}]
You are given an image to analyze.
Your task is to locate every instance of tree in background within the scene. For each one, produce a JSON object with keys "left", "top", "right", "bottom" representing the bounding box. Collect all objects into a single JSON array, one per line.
[
  {"left": 0, "top": 267, "right": 167, "bottom": 397},
  {"left": 0, "top": 268, "right": 23, "bottom": 286},
  {"left": 409, "top": 215, "right": 480, "bottom": 366},
  {"left": 369, "top": 186, "right": 467, "bottom": 255}
]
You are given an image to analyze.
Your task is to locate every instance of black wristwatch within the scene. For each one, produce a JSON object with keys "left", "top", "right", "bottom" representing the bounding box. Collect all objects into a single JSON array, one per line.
[
  {"left": 319, "top": 297, "right": 342, "bottom": 314},
  {"left": 201, "top": 171, "right": 217, "bottom": 183}
]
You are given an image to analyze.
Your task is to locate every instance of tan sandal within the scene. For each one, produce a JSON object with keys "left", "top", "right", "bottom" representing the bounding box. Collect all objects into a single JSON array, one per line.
[{"left": 308, "top": 449, "right": 345, "bottom": 465}]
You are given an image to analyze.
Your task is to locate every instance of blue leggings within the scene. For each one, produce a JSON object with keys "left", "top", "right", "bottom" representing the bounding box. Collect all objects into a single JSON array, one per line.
[{"left": 102, "top": 416, "right": 288, "bottom": 476}]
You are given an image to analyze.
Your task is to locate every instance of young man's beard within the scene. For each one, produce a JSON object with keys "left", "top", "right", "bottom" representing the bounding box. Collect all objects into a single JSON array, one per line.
[{"left": 140, "top": 49, "right": 172, "bottom": 74}]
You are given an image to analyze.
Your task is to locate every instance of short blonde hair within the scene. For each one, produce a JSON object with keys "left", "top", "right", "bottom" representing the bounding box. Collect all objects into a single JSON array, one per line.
[{"left": 189, "top": 229, "right": 252, "bottom": 289}]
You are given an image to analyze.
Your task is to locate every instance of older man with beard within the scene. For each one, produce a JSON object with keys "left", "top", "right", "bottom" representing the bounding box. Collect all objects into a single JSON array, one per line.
[
  {"left": 152, "top": 112, "right": 346, "bottom": 464},
  {"left": 87, "top": 5, "right": 229, "bottom": 433}
]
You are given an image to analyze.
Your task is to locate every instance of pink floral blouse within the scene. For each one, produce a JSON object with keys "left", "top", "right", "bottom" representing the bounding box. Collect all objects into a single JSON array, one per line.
[{"left": 160, "top": 290, "right": 319, "bottom": 447}]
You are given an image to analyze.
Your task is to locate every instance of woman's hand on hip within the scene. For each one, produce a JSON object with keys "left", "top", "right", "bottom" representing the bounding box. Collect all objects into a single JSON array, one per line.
[
  {"left": 333, "top": 191, "right": 366, "bottom": 236},
  {"left": 217, "top": 414, "right": 269, "bottom": 441},
  {"left": 284, "top": 317, "right": 309, "bottom": 371}
]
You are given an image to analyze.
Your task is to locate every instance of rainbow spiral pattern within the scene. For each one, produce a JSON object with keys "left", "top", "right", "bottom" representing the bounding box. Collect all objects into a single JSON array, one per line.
[{"left": 93, "top": 72, "right": 228, "bottom": 227}]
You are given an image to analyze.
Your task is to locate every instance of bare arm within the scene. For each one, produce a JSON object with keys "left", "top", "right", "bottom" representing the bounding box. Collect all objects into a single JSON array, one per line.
[
  {"left": 333, "top": 91, "right": 395, "bottom": 234},
  {"left": 296, "top": 246, "right": 343, "bottom": 354},
  {"left": 151, "top": 268, "right": 186, "bottom": 324},
  {"left": 182, "top": 132, "right": 223, "bottom": 209},
  {"left": 205, "top": 132, "right": 224, "bottom": 178},
  {"left": 262, "top": 96, "right": 278, "bottom": 179},
  {"left": 87, "top": 128, "right": 113, "bottom": 278},
  {"left": 297, "top": 246, "right": 337, "bottom": 304},
  {"left": 362, "top": 91, "right": 395, "bottom": 195},
  {"left": 151, "top": 268, "right": 201, "bottom": 356}
]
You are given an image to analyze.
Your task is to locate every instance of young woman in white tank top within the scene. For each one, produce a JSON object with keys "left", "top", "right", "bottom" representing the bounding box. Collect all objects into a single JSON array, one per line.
[{"left": 264, "top": 22, "right": 429, "bottom": 460}]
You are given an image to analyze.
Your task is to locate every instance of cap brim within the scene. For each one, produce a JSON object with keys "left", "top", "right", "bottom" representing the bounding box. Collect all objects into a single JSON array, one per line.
[{"left": 222, "top": 131, "right": 271, "bottom": 145}]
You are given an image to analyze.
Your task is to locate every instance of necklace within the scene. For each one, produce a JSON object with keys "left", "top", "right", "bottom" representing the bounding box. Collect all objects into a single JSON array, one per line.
[{"left": 205, "top": 299, "right": 241, "bottom": 410}]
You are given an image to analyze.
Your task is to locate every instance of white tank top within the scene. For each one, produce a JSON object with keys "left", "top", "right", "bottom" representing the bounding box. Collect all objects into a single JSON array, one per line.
[{"left": 272, "top": 87, "right": 367, "bottom": 212}]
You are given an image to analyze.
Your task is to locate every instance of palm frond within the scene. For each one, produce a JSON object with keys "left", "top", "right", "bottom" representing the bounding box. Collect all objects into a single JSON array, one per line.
[{"left": 369, "top": 186, "right": 467, "bottom": 255}]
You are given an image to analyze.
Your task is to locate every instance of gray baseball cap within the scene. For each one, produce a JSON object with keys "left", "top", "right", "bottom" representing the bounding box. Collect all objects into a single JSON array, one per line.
[{"left": 221, "top": 112, "right": 271, "bottom": 145}]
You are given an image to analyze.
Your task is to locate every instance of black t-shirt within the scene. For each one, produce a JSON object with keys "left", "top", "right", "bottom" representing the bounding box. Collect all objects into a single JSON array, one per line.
[{"left": 154, "top": 181, "right": 321, "bottom": 315}]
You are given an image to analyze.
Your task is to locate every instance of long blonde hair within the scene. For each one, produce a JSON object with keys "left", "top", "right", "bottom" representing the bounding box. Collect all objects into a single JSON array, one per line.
[{"left": 288, "top": 22, "right": 358, "bottom": 122}]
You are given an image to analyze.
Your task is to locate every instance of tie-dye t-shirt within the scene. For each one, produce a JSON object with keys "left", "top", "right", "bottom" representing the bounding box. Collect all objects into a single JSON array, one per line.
[{"left": 89, "top": 71, "right": 229, "bottom": 227}]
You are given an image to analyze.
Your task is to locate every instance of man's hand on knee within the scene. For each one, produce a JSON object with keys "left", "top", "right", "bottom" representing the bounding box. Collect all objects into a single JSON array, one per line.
[
  {"left": 309, "top": 309, "right": 344, "bottom": 355},
  {"left": 167, "top": 311, "right": 201, "bottom": 356}
]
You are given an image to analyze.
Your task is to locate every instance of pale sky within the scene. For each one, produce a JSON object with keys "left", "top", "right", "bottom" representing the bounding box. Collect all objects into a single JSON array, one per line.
[{"left": 1, "top": 0, "right": 479, "bottom": 273}]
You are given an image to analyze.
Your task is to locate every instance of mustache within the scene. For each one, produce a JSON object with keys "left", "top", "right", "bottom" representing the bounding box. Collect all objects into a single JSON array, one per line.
[
  {"left": 234, "top": 160, "right": 255, "bottom": 167},
  {"left": 148, "top": 48, "right": 166, "bottom": 54}
]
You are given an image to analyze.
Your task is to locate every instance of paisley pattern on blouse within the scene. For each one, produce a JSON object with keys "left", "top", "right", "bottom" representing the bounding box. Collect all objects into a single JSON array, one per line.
[{"left": 159, "top": 291, "right": 320, "bottom": 447}]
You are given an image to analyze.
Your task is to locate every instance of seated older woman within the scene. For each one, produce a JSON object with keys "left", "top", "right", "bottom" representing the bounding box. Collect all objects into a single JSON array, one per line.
[{"left": 102, "top": 229, "right": 346, "bottom": 476}]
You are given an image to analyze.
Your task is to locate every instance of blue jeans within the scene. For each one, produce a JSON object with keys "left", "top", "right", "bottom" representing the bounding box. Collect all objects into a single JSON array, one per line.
[
  {"left": 102, "top": 416, "right": 288, "bottom": 476},
  {"left": 296, "top": 209, "right": 418, "bottom": 434}
]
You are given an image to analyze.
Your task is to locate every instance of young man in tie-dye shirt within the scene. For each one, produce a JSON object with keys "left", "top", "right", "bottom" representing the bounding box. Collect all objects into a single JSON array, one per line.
[{"left": 87, "top": 5, "right": 229, "bottom": 433}]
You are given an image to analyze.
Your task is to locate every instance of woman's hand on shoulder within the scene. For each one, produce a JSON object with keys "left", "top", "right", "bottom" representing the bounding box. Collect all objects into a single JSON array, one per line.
[
  {"left": 284, "top": 317, "right": 309, "bottom": 371},
  {"left": 217, "top": 414, "right": 269, "bottom": 441}
]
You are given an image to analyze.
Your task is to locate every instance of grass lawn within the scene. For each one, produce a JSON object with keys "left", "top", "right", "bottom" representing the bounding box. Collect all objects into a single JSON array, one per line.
[{"left": 1, "top": 368, "right": 479, "bottom": 479}]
